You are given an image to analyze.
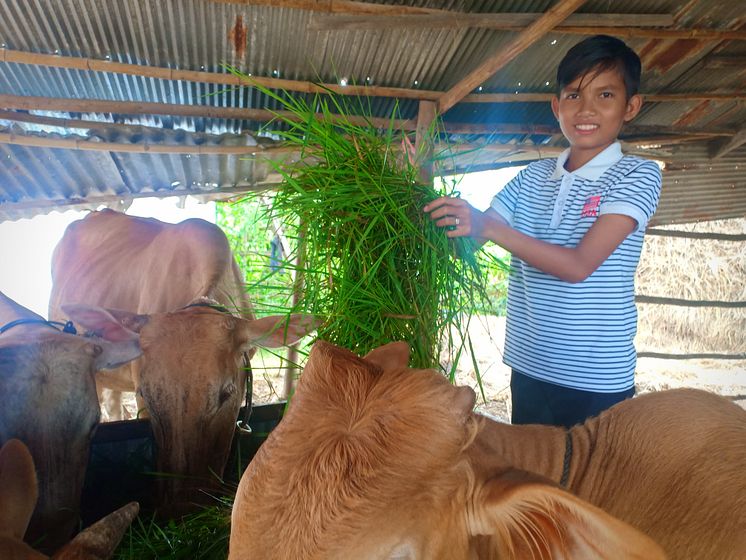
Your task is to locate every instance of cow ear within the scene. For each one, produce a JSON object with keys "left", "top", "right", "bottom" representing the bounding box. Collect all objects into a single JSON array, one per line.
[
  {"left": 363, "top": 341, "right": 410, "bottom": 372},
  {"left": 51, "top": 501, "right": 139, "bottom": 560},
  {"left": 235, "top": 314, "right": 318, "bottom": 349},
  {"left": 62, "top": 304, "right": 148, "bottom": 339},
  {"left": 472, "top": 471, "right": 665, "bottom": 560},
  {"left": 86, "top": 339, "right": 143, "bottom": 372},
  {"left": 0, "top": 439, "right": 38, "bottom": 541}
]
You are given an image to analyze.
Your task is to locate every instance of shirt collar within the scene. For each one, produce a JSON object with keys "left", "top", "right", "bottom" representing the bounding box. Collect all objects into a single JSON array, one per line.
[{"left": 549, "top": 142, "right": 624, "bottom": 181}]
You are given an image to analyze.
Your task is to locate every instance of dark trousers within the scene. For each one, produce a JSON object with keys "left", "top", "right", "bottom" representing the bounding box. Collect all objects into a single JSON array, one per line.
[{"left": 510, "top": 369, "right": 635, "bottom": 428}]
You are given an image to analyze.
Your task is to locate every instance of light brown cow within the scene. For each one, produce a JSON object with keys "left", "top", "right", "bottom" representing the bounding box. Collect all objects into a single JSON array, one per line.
[
  {"left": 230, "top": 340, "right": 746, "bottom": 560},
  {"left": 0, "top": 438, "right": 138, "bottom": 560},
  {"left": 48, "top": 209, "right": 316, "bottom": 512},
  {"left": 0, "top": 291, "right": 142, "bottom": 553}
]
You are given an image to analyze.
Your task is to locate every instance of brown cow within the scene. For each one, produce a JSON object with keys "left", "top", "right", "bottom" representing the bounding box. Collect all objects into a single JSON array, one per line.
[
  {"left": 0, "top": 438, "right": 138, "bottom": 560},
  {"left": 230, "top": 340, "right": 746, "bottom": 560},
  {"left": 0, "top": 291, "right": 142, "bottom": 552},
  {"left": 48, "top": 209, "right": 316, "bottom": 512}
]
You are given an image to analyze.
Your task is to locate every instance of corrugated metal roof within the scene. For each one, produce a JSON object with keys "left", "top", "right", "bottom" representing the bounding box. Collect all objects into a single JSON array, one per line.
[
  {"left": 652, "top": 144, "right": 746, "bottom": 226},
  {"left": 0, "top": 0, "right": 744, "bottom": 222}
]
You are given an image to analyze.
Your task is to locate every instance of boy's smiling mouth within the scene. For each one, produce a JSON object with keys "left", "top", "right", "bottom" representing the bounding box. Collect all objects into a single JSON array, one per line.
[{"left": 575, "top": 123, "right": 599, "bottom": 131}]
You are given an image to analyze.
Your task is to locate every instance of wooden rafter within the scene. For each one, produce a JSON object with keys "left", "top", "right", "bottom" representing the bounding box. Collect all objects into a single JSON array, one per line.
[
  {"left": 559, "top": 26, "right": 746, "bottom": 41},
  {"left": 209, "top": 0, "right": 746, "bottom": 40},
  {"left": 0, "top": 48, "right": 426, "bottom": 102},
  {"left": 2, "top": 49, "right": 744, "bottom": 107},
  {"left": 0, "top": 102, "right": 736, "bottom": 141},
  {"left": 709, "top": 124, "right": 746, "bottom": 159},
  {"left": 0, "top": 131, "right": 297, "bottom": 156},
  {"left": 437, "top": 0, "right": 588, "bottom": 114},
  {"left": 0, "top": 94, "right": 415, "bottom": 131},
  {"left": 308, "top": 13, "right": 673, "bottom": 31},
  {"left": 207, "top": 0, "right": 450, "bottom": 15}
]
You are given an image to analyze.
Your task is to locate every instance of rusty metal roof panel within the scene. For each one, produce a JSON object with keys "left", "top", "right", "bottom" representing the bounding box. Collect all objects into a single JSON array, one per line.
[
  {"left": 0, "top": 124, "right": 280, "bottom": 221},
  {"left": 0, "top": 0, "right": 744, "bottom": 222},
  {"left": 651, "top": 144, "right": 746, "bottom": 226}
]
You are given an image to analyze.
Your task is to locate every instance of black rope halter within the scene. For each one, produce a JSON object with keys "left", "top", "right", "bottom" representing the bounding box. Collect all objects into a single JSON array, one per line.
[
  {"left": 182, "top": 301, "right": 253, "bottom": 434},
  {"left": 0, "top": 318, "right": 78, "bottom": 335}
]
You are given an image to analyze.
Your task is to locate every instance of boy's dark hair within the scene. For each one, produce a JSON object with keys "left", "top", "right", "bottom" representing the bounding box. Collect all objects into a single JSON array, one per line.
[{"left": 556, "top": 35, "right": 641, "bottom": 98}]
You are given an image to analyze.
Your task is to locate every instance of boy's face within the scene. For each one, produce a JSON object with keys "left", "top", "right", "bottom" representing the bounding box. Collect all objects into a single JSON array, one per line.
[{"left": 551, "top": 66, "right": 642, "bottom": 167}]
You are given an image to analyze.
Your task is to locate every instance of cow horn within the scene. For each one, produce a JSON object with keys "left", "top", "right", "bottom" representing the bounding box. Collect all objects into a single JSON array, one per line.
[{"left": 50, "top": 501, "right": 139, "bottom": 560}]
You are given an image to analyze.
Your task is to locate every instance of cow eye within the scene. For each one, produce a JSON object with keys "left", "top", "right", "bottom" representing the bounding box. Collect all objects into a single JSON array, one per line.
[{"left": 219, "top": 383, "right": 236, "bottom": 407}]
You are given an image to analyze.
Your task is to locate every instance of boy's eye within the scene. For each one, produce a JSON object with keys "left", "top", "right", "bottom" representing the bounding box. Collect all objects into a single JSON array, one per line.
[
  {"left": 600, "top": 91, "right": 614, "bottom": 98},
  {"left": 565, "top": 92, "right": 579, "bottom": 100}
]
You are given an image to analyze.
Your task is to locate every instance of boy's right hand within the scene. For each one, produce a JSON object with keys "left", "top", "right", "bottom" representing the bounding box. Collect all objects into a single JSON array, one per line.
[{"left": 423, "top": 196, "right": 488, "bottom": 241}]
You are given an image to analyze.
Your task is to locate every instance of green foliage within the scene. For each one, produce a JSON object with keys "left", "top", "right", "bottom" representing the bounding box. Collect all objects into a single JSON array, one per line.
[
  {"left": 221, "top": 66, "right": 508, "bottom": 374},
  {"left": 217, "top": 199, "right": 294, "bottom": 317},
  {"left": 114, "top": 501, "right": 231, "bottom": 560},
  {"left": 476, "top": 245, "right": 510, "bottom": 315}
]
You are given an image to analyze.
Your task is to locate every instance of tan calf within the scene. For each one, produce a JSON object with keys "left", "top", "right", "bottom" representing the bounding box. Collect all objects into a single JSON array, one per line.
[
  {"left": 230, "top": 340, "right": 746, "bottom": 559},
  {"left": 0, "top": 438, "right": 138, "bottom": 560}
]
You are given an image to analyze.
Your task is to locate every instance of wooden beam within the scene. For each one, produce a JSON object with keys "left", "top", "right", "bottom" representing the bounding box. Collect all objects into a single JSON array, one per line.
[
  {"left": 0, "top": 182, "right": 284, "bottom": 217},
  {"left": 209, "top": 0, "right": 744, "bottom": 42},
  {"left": 2, "top": 98, "right": 738, "bottom": 141},
  {"left": 414, "top": 100, "right": 437, "bottom": 182},
  {"left": 437, "top": 0, "right": 588, "bottom": 114},
  {"left": 309, "top": 13, "right": 672, "bottom": 31},
  {"left": 3, "top": 49, "right": 744, "bottom": 107},
  {"left": 0, "top": 48, "right": 430, "bottom": 102},
  {"left": 558, "top": 26, "right": 746, "bottom": 41},
  {"left": 213, "top": 0, "right": 746, "bottom": 40},
  {"left": 0, "top": 131, "right": 299, "bottom": 156},
  {"left": 0, "top": 109, "right": 177, "bottom": 134},
  {"left": 208, "top": 0, "right": 445, "bottom": 15},
  {"left": 701, "top": 56, "right": 746, "bottom": 69},
  {"left": 0, "top": 94, "right": 415, "bottom": 131},
  {"left": 464, "top": 92, "right": 746, "bottom": 103},
  {"left": 709, "top": 123, "right": 746, "bottom": 159},
  {"left": 621, "top": 134, "right": 719, "bottom": 148}
]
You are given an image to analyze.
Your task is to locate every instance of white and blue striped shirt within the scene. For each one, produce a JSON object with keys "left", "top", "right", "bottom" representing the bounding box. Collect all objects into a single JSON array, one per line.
[{"left": 491, "top": 142, "right": 662, "bottom": 392}]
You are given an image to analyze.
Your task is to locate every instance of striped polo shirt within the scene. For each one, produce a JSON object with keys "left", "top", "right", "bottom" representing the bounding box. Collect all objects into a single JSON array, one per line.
[{"left": 490, "top": 142, "right": 662, "bottom": 392}]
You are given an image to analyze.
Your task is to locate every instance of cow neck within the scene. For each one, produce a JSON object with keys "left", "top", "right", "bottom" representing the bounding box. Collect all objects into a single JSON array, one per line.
[{"left": 473, "top": 417, "right": 568, "bottom": 484}]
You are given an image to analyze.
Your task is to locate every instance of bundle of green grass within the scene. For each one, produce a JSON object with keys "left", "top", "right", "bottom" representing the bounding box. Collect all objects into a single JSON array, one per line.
[
  {"left": 114, "top": 83, "right": 500, "bottom": 559},
  {"left": 240, "top": 84, "right": 495, "bottom": 376}
]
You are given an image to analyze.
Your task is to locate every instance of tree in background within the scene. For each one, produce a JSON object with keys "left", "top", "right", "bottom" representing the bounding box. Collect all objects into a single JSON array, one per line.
[{"left": 217, "top": 198, "right": 294, "bottom": 318}]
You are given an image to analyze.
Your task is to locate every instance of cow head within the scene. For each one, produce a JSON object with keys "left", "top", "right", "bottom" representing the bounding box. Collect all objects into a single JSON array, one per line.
[
  {"left": 64, "top": 303, "right": 317, "bottom": 515},
  {"left": 0, "top": 438, "right": 139, "bottom": 559},
  {"left": 0, "top": 306, "right": 142, "bottom": 553},
  {"left": 229, "top": 340, "right": 665, "bottom": 560}
]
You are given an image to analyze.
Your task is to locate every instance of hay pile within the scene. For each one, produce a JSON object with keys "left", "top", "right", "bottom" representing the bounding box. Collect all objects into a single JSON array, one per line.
[{"left": 636, "top": 217, "right": 746, "bottom": 355}]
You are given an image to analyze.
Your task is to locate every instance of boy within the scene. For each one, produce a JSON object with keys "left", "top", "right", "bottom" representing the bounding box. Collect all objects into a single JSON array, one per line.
[{"left": 424, "top": 35, "right": 662, "bottom": 428}]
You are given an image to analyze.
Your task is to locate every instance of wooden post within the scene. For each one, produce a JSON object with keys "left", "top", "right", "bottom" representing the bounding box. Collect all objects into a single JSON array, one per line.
[
  {"left": 283, "top": 223, "right": 306, "bottom": 399},
  {"left": 414, "top": 100, "right": 437, "bottom": 183}
]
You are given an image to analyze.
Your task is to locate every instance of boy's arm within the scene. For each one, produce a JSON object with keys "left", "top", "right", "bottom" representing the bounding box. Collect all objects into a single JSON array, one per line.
[
  {"left": 424, "top": 196, "right": 636, "bottom": 283},
  {"left": 480, "top": 213, "right": 636, "bottom": 283}
]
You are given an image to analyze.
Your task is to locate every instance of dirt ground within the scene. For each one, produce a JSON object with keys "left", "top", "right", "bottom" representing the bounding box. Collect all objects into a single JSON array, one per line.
[{"left": 249, "top": 314, "right": 746, "bottom": 423}]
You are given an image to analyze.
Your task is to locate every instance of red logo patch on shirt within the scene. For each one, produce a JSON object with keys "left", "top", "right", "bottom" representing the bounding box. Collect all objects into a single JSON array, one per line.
[{"left": 581, "top": 195, "right": 601, "bottom": 218}]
